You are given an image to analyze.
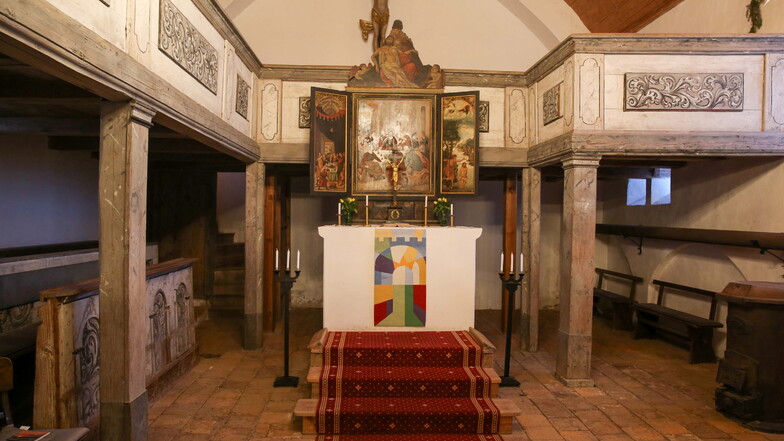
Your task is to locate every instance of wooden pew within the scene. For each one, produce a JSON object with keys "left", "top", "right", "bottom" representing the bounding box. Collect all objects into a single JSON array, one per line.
[
  {"left": 633, "top": 280, "right": 723, "bottom": 364},
  {"left": 593, "top": 268, "right": 643, "bottom": 331}
]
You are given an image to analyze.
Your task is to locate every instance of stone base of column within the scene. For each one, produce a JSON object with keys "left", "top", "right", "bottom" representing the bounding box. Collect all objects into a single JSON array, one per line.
[
  {"left": 101, "top": 391, "right": 148, "bottom": 441},
  {"left": 555, "top": 330, "right": 594, "bottom": 387},
  {"left": 555, "top": 371, "right": 595, "bottom": 388},
  {"left": 244, "top": 312, "right": 264, "bottom": 350}
]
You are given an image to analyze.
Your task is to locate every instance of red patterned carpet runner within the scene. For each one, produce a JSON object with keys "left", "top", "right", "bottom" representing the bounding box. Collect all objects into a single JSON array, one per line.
[{"left": 316, "top": 331, "right": 503, "bottom": 439}]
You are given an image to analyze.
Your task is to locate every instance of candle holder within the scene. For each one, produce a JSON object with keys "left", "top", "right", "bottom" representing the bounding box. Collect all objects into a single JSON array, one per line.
[
  {"left": 365, "top": 204, "right": 370, "bottom": 226},
  {"left": 424, "top": 205, "right": 429, "bottom": 227},
  {"left": 498, "top": 272, "right": 525, "bottom": 387},
  {"left": 273, "top": 268, "right": 301, "bottom": 387},
  {"left": 450, "top": 214, "right": 454, "bottom": 227},
  {"left": 337, "top": 210, "right": 342, "bottom": 226}
]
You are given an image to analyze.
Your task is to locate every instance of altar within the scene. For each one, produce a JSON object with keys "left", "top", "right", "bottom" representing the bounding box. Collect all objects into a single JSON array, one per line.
[{"left": 319, "top": 225, "right": 482, "bottom": 331}]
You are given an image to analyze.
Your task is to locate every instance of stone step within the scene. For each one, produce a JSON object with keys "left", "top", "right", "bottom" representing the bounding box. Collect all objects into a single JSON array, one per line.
[
  {"left": 305, "top": 365, "right": 501, "bottom": 399},
  {"left": 216, "top": 233, "right": 236, "bottom": 245},
  {"left": 294, "top": 398, "right": 519, "bottom": 435},
  {"left": 213, "top": 282, "right": 244, "bottom": 296},
  {"left": 215, "top": 253, "right": 244, "bottom": 268}
]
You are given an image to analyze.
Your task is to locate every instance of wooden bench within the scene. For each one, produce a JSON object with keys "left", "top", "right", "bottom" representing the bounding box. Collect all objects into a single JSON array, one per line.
[
  {"left": 593, "top": 268, "right": 643, "bottom": 331},
  {"left": 633, "top": 280, "right": 723, "bottom": 364}
]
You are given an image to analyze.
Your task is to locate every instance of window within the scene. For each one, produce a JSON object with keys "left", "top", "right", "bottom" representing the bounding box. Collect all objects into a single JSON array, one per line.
[{"left": 626, "top": 168, "right": 671, "bottom": 206}]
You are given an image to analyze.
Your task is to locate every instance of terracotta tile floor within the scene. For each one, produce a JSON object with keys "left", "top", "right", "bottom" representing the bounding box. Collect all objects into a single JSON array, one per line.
[{"left": 147, "top": 309, "right": 784, "bottom": 441}]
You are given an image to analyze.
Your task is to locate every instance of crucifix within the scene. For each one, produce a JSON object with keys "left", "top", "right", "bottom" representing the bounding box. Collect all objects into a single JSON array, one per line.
[{"left": 385, "top": 148, "right": 404, "bottom": 221}]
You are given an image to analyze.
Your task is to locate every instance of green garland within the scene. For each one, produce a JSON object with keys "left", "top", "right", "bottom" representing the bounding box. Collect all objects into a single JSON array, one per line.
[{"left": 747, "top": 0, "right": 764, "bottom": 33}]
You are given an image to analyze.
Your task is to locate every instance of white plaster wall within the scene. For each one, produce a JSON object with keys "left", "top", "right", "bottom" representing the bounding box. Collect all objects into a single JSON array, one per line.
[
  {"left": 642, "top": 0, "right": 784, "bottom": 33},
  {"left": 220, "top": 0, "right": 588, "bottom": 71},
  {"left": 0, "top": 135, "right": 99, "bottom": 248},
  {"left": 598, "top": 157, "right": 784, "bottom": 356},
  {"left": 222, "top": 45, "right": 254, "bottom": 135},
  {"left": 149, "top": 0, "right": 226, "bottom": 117},
  {"left": 539, "top": 179, "right": 563, "bottom": 309},
  {"left": 216, "top": 172, "right": 246, "bottom": 243},
  {"left": 46, "top": 0, "right": 128, "bottom": 51}
]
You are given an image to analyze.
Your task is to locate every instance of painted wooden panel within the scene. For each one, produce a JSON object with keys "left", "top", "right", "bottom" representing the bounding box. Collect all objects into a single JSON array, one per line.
[{"left": 506, "top": 88, "right": 527, "bottom": 148}]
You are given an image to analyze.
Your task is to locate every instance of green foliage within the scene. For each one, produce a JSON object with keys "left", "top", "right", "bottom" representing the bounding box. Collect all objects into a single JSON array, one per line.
[
  {"left": 340, "top": 197, "right": 358, "bottom": 216},
  {"left": 433, "top": 197, "right": 450, "bottom": 218}
]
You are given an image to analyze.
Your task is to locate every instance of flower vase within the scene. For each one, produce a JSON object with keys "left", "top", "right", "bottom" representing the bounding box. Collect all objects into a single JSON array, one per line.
[
  {"left": 343, "top": 213, "right": 354, "bottom": 226},
  {"left": 437, "top": 214, "right": 448, "bottom": 227}
]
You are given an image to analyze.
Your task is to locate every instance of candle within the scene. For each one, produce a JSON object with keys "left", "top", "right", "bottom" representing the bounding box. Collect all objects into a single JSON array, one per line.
[
  {"left": 510, "top": 253, "right": 514, "bottom": 275},
  {"left": 297, "top": 250, "right": 301, "bottom": 271},
  {"left": 500, "top": 252, "right": 504, "bottom": 273},
  {"left": 286, "top": 249, "right": 291, "bottom": 270},
  {"left": 338, "top": 203, "right": 341, "bottom": 215},
  {"left": 275, "top": 248, "right": 279, "bottom": 271},
  {"left": 520, "top": 252, "right": 524, "bottom": 273},
  {"left": 450, "top": 203, "right": 454, "bottom": 215}
]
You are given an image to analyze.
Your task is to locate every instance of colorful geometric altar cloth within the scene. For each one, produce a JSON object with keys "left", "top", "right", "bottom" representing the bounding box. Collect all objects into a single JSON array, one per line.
[{"left": 374, "top": 229, "right": 426, "bottom": 327}]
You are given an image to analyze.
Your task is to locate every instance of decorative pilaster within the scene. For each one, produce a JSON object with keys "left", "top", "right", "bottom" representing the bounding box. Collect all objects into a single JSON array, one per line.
[
  {"left": 99, "top": 100, "right": 155, "bottom": 441},
  {"left": 521, "top": 167, "right": 541, "bottom": 352},
  {"left": 556, "top": 155, "right": 600, "bottom": 387},
  {"left": 244, "top": 161, "right": 265, "bottom": 349}
]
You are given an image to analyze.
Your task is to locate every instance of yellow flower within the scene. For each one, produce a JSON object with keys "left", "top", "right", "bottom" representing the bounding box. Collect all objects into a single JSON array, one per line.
[{"left": 340, "top": 199, "right": 344, "bottom": 203}]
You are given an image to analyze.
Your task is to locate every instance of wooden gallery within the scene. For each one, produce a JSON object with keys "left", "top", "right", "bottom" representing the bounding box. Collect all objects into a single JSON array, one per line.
[{"left": 0, "top": 1, "right": 783, "bottom": 440}]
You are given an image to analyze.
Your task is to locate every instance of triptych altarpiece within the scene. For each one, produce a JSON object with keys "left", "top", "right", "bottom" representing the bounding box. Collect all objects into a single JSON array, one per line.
[{"left": 310, "top": 88, "right": 480, "bottom": 198}]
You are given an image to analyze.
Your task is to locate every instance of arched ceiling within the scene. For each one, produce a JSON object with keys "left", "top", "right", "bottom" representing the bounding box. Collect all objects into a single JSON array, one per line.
[{"left": 564, "top": 0, "right": 686, "bottom": 32}]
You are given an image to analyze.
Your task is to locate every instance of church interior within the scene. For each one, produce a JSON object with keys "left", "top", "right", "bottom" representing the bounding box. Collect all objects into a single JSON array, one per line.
[{"left": 1, "top": 0, "right": 784, "bottom": 440}]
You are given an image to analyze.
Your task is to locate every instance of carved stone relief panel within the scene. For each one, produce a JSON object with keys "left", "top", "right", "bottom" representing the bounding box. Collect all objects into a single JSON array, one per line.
[
  {"left": 261, "top": 82, "right": 280, "bottom": 142},
  {"left": 542, "top": 84, "right": 562, "bottom": 126},
  {"left": 478, "top": 101, "right": 490, "bottom": 133},
  {"left": 506, "top": 88, "right": 526, "bottom": 147},
  {"left": 158, "top": 0, "right": 219, "bottom": 94},
  {"left": 768, "top": 55, "right": 784, "bottom": 130},
  {"left": 564, "top": 60, "right": 574, "bottom": 128},
  {"left": 299, "top": 97, "right": 311, "bottom": 128},
  {"left": 579, "top": 56, "right": 602, "bottom": 127},
  {"left": 235, "top": 75, "right": 250, "bottom": 120},
  {"left": 624, "top": 73, "right": 744, "bottom": 111}
]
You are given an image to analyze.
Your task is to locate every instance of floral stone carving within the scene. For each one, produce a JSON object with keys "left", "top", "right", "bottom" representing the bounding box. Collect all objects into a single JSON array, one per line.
[{"left": 625, "top": 73, "right": 744, "bottom": 111}]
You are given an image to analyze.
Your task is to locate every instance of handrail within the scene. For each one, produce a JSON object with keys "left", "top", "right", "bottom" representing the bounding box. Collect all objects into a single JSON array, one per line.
[
  {"left": 595, "top": 268, "right": 643, "bottom": 283},
  {"left": 597, "top": 224, "right": 784, "bottom": 251}
]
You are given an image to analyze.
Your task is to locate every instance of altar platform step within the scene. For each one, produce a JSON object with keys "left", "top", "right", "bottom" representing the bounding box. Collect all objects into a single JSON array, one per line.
[
  {"left": 295, "top": 398, "right": 518, "bottom": 435},
  {"left": 305, "top": 365, "right": 501, "bottom": 399}
]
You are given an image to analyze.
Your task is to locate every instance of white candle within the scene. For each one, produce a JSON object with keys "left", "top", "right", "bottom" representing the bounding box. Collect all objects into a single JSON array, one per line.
[
  {"left": 510, "top": 253, "right": 514, "bottom": 275},
  {"left": 450, "top": 203, "right": 454, "bottom": 215},
  {"left": 338, "top": 203, "right": 341, "bottom": 215},
  {"left": 500, "top": 252, "right": 504, "bottom": 272},
  {"left": 275, "top": 248, "right": 279, "bottom": 271},
  {"left": 297, "top": 250, "right": 301, "bottom": 271},
  {"left": 520, "top": 252, "right": 524, "bottom": 273},
  {"left": 286, "top": 249, "right": 291, "bottom": 270},
  {"left": 365, "top": 195, "right": 369, "bottom": 205}
]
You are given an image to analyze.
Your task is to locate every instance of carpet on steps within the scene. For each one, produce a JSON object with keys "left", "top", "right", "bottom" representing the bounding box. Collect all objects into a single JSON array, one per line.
[
  {"left": 316, "top": 331, "right": 501, "bottom": 436},
  {"left": 316, "top": 435, "right": 506, "bottom": 441}
]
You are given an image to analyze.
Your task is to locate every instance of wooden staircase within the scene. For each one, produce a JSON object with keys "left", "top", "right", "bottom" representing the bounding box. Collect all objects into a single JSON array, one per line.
[{"left": 210, "top": 233, "right": 244, "bottom": 316}]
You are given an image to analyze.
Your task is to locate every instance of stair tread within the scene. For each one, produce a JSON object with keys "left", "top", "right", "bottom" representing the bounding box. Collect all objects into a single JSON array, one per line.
[
  {"left": 295, "top": 398, "right": 519, "bottom": 417},
  {"left": 307, "top": 366, "right": 500, "bottom": 384}
]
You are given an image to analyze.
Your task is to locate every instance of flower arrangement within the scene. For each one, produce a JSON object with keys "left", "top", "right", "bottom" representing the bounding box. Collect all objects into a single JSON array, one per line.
[
  {"left": 340, "top": 197, "right": 358, "bottom": 225},
  {"left": 433, "top": 197, "right": 450, "bottom": 226}
]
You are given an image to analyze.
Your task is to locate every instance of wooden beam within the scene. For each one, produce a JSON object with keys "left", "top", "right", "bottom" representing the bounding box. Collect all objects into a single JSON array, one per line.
[
  {"left": 98, "top": 100, "right": 153, "bottom": 441},
  {"left": 0, "top": 117, "right": 97, "bottom": 135},
  {"left": 501, "top": 173, "right": 518, "bottom": 332},
  {"left": 245, "top": 162, "right": 265, "bottom": 349},
  {"left": 262, "top": 173, "right": 276, "bottom": 332}
]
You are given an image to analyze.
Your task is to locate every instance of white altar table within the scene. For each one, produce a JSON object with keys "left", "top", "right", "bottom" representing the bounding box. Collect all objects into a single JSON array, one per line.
[{"left": 319, "top": 225, "right": 482, "bottom": 331}]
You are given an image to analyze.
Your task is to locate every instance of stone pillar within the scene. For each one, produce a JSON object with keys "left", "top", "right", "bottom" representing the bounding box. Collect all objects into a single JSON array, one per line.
[
  {"left": 521, "top": 167, "right": 541, "bottom": 352},
  {"left": 556, "top": 155, "right": 600, "bottom": 387},
  {"left": 244, "top": 161, "right": 265, "bottom": 349},
  {"left": 99, "top": 100, "right": 154, "bottom": 441}
]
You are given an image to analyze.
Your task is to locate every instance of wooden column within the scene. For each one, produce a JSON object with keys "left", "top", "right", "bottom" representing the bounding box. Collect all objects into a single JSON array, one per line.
[
  {"left": 244, "top": 161, "right": 265, "bottom": 349},
  {"left": 556, "top": 155, "right": 600, "bottom": 387},
  {"left": 521, "top": 167, "right": 541, "bottom": 352},
  {"left": 99, "top": 100, "right": 154, "bottom": 441},
  {"left": 501, "top": 173, "right": 518, "bottom": 332},
  {"left": 262, "top": 172, "right": 276, "bottom": 331}
]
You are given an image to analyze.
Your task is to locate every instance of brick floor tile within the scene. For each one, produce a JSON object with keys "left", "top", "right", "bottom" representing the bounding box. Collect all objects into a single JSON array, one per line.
[
  {"left": 525, "top": 425, "right": 565, "bottom": 440},
  {"left": 585, "top": 420, "right": 625, "bottom": 435},
  {"left": 518, "top": 414, "right": 555, "bottom": 427},
  {"left": 550, "top": 417, "right": 589, "bottom": 432},
  {"left": 560, "top": 431, "right": 599, "bottom": 441}
]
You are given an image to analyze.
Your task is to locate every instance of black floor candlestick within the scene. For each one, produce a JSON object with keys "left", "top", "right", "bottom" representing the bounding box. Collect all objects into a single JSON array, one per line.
[
  {"left": 498, "top": 272, "right": 525, "bottom": 387},
  {"left": 273, "top": 268, "right": 301, "bottom": 387}
]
